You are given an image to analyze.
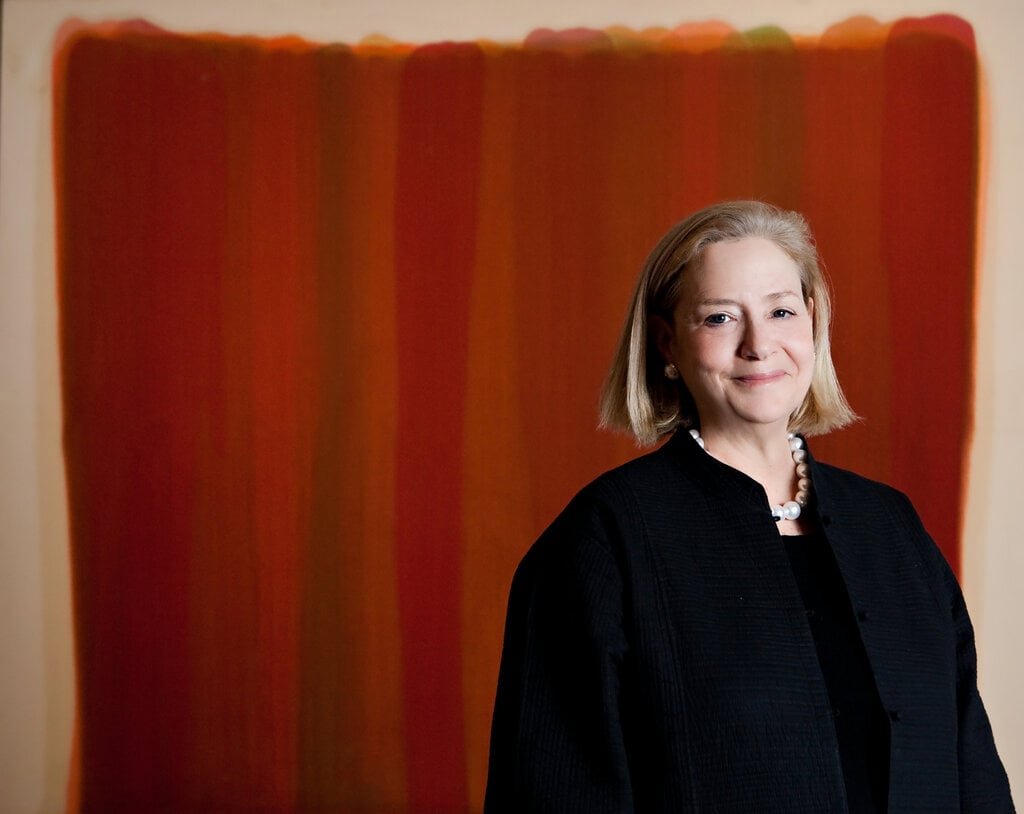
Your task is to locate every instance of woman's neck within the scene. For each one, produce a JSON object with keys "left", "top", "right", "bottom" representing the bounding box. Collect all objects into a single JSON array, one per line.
[
  {"left": 694, "top": 424, "right": 813, "bottom": 535},
  {"left": 696, "top": 423, "right": 794, "bottom": 475}
]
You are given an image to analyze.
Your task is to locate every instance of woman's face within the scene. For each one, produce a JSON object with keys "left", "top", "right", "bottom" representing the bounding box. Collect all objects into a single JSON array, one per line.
[{"left": 658, "top": 237, "right": 815, "bottom": 438}]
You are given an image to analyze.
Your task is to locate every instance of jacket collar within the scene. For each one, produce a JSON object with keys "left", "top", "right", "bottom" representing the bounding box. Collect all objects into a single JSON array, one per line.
[{"left": 662, "top": 428, "right": 829, "bottom": 520}]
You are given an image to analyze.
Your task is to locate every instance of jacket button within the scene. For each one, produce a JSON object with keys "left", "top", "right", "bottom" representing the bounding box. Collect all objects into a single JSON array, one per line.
[
  {"left": 889, "top": 709, "right": 903, "bottom": 722},
  {"left": 857, "top": 610, "right": 871, "bottom": 622}
]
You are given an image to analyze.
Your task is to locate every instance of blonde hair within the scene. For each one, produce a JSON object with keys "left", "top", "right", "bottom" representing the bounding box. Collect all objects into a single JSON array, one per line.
[{"left": 599, "top": 200, "right": 857, "bottom": 446}]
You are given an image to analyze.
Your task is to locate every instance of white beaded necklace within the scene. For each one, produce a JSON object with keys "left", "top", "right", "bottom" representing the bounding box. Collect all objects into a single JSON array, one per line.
[{"left": 688, "top": 429, "right": 811, "bottom": 522}]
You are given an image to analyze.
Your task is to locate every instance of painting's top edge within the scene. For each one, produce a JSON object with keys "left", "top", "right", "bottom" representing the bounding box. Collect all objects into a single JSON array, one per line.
[{"left": 52, "top": 13, "right": 977, "bottom": 60}]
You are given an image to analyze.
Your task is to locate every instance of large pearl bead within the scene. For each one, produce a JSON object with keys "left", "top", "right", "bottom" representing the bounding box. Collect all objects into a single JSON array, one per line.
[
  {"left": 691, "top": 430, "right": 810, "bottom": 522},
  {"left": 781, "top": 501, "right": 802, "bottom": 520}
]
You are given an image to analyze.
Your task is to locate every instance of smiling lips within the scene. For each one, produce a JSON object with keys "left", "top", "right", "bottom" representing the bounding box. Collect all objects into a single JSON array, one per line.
[{"left": 733, "top": 371, "right": 787, "bottom": 385}]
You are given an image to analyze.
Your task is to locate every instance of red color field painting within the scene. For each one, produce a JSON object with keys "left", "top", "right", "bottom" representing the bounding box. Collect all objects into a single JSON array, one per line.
[{"left": 53, "top": 16, "right": 979, "bottom": 812}]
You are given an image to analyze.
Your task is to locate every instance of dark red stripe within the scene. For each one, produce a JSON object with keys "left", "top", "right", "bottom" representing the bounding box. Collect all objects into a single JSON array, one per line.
[
  {"left": 798, "top": 22, "right": 894, "bottom": 483},
  {"left": 57, "top": 31, "right": 231, "bottom": 808},
  {"left": 881, "top": 17, "right": 978, "bottom": 569},
  {"left": 393, "top": 42, "right": 485, "bottom": 810}
]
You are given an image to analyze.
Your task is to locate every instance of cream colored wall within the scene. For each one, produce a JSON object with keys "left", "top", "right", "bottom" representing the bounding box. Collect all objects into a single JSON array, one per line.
[{"left": 2, "top": 1, "right": 1021, "bottom": 811}]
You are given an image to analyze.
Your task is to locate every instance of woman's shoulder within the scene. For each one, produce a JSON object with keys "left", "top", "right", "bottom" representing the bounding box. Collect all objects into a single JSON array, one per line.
[
  {"left": 810, "top": 457, "right": 915, "bottom": 509},
  {"left": 568, "top": 438, "right": 701, "bottom": 519},
  {"left": 591, "top": 440, "right": 683, "bottom": 489},
  {"left": 549, "top": 446, "right": 668, "bottom": 526},
  {"left": 523, "top": 443, "right": 686, "bottom": 563},
  {"left": 809, "top": 458, "right": 940, "bottom": 564}
]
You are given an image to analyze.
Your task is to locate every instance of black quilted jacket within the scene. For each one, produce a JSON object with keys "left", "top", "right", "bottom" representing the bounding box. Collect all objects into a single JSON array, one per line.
[{"left": 485, "top": 431, "right": 1013, "bottom": 813}]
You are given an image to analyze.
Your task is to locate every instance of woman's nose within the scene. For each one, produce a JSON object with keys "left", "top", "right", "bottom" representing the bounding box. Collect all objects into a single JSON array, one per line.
[{"left": 739, "top": 321, "right": 771, "bottom": 360}]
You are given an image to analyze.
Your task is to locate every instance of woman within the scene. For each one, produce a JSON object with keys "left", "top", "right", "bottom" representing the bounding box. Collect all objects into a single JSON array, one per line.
[{"left": 484, "top": 201, "right": 1013, "bottom": 812}]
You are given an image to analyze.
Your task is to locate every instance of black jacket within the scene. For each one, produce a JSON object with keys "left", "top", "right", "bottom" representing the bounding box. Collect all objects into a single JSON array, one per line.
[{"left": 485, "top": 431, "right": 1013, "bottom": 812}]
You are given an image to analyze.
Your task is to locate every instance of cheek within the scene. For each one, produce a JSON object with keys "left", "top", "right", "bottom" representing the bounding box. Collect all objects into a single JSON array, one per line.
[
  {"left": 787, "top": 319, "right": 815, "bottom": 354},
  {"left": 795, "top": 333, "right": 816, "bottom": 377},
  {"left": 676, "top": 334, "right": 718, "bottom": 374},
  {"left": 800, "top": 327, "right": 816, "bottom": 359}
]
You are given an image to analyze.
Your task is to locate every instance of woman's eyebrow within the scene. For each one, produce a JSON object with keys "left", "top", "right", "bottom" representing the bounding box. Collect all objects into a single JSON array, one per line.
[{"left": 695, "top": 290, "right": 801, "bottom": 307}]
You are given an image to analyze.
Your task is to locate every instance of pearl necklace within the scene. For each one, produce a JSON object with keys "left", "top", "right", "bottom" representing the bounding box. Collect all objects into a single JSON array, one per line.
[{"left": 688, "top": 429, "right": 811, "bottom": 522}]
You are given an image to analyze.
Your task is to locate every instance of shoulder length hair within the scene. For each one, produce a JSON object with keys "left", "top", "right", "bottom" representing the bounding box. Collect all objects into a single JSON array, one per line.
[{"left": 599, "top": 200, "right": 857, "bottom": 446}]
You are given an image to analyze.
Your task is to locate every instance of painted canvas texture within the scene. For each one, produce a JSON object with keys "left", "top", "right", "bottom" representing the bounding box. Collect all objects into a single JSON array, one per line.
[{"left": 53, "top": 15, "right": 979, "bottom": 812}]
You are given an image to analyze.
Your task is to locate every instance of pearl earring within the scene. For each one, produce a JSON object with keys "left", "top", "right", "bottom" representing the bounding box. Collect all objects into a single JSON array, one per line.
[{"left": 664, "top": 362, "right": 680, "bottom": 380}]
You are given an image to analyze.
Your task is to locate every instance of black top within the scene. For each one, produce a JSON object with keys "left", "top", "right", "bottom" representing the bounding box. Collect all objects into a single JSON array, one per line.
[
  {"left": 485, "top": 431, "right": 1014, "bottom": 813},
  {"left": 783, "top": 532, "right": 890, "bottom": 812}
]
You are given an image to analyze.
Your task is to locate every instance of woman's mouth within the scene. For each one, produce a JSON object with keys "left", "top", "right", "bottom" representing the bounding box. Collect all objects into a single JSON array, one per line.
[{"left": 733, "top": 371, "right": 785, "bottom": 386}]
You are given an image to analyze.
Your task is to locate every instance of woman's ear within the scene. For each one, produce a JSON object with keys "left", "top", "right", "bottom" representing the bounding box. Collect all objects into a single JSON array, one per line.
[{"left": 649, "top": 314, "right": 675, "bottom": 363}]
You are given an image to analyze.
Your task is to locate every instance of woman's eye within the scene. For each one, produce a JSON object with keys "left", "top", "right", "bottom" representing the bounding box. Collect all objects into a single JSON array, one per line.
[
  {"left": 704, "top": 313, "right": 731, "bottom": 325},
  {"left": 771, "top": 308, "right": 795, "bottom": 319}
]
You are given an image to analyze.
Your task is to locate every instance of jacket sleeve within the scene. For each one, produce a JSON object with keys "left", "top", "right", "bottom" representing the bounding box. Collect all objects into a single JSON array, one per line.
[
  {"left": 906, "top": 492, "right": 1016, "bottom": 813},
  {"left": 938, "top": 556, "right": 1016, "bottom": 812},
  {"left": 483, "top": 500, "right": 634, "bottom": 813}
]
